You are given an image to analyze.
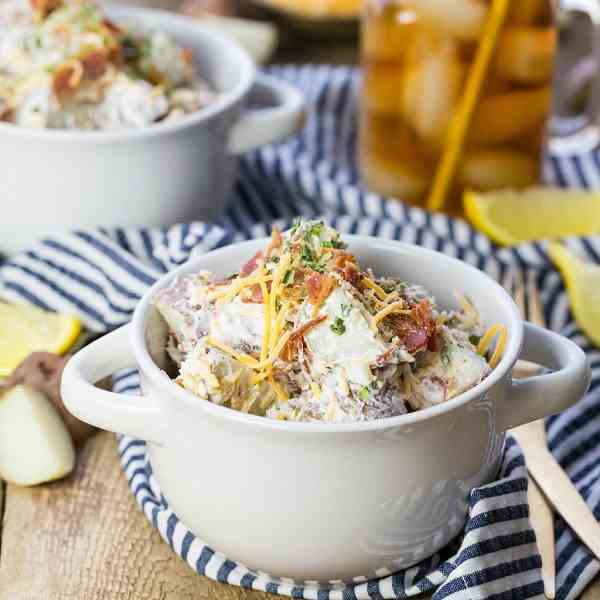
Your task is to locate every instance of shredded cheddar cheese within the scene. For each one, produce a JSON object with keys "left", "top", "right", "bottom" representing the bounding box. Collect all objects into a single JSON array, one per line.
[
  {"left": 259, "top": 274, "right": 271, "bottom": 365},
  {"left": 271, "top": 304, "right": 289, "bottom": 351},
  {"left": 337, "top": 368, "right": 350, "bottom": 396},
  {"left": 477, "top": 324, "right": 508, "bottom": 368},
  {"left": 268, "top": 374, "right": 288, "bottom": 402},
  {"left": 310, "top": 381, "right": 321, "bottom": 400},
  {"left": 205, "top": 337, "right": 260, "bottom": 368},
  {"left": 362, "top": 277, "right": 387, "bottom": 301},
  {"left": 209, "top": 273, "right": 272, "bottom": 302},
  {"left": 268, "top": 254, "right": 291, "bottom": 352},
  {"left": 372, "top": 301, "right": 411, "bottom": 325},
  {"left": 251, "top": 370, "right": 270, "bottom": 386}
]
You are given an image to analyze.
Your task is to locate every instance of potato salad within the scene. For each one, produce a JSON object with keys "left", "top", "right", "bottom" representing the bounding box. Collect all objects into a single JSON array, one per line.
[
  {"left": 0, "top": 0, "right": 215, "bottom": 130},
  {"left": 155, "top": 221, "right": 505, "bottom": 423}
]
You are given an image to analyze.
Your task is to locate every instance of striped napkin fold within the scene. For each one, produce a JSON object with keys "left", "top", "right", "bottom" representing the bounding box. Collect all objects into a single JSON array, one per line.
[{"left": 1, "top": 65, "right": 599, "bottom": 600}]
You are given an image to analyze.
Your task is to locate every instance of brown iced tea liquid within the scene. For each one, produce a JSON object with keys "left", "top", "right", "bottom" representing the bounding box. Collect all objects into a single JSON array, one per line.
[{"left": 359, "top": 0, "right": 555, "bottom": 215}]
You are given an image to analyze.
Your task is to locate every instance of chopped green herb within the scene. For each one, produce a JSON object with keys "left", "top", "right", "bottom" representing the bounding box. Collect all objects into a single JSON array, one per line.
[
  {"left": 121, "top": 36, "right": 140, "bottom": 60},
  {"left": 289, "top": 219, "right": 301, "bottom": 236},
  {"left": 301, "top": 243, "right": 315, "bottom": 264},
  {"left": 283, "top": 270, "right": 295, "bottom": 286},
  {"left": 30, "top": 32, "right": 43, "bottom": 49},
  {"left": 469, "top": 335, "right": 481, "bottom": 347},
  {"left": 321, "top": 238, "right": 345, "bottom": 249},
  {"left": 330, "top": 317, "right": 346, "bottom": 335},
  {"left": 340, "top": 303, "right": 353, "bottom": 318},
  {"left": 440, "top": 342, "right": 452, "bottom": 367},
  {"left": 359, "top": 386, "right": 369, "bottom": 401},
  {"left": 300, "top": 244, "right": 326, "bottom": 272},
  {"left": 382, "top": 283, "right": 399, "bottom": 293},
  {"left": 306, "top": 222, "right": 324, "bottom": 238},
  {"left": 139, "top": 39, "right": 152, "bottom": 60}
]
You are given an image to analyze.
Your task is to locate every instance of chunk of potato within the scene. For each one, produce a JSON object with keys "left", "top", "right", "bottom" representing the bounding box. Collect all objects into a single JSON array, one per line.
[
  {"left": 459, "top": 150, "right": 539, "bottom": 190},
  {"left": 402, "top": 41, "right": 465, "bottom": 142},
  {"left": 469, "top": 86, "right": 551, "bottom": 146},
  {"left": 496, "top": 27, "right": 556, "bottom": 84},
  {"left": 362, "top": 60, "right": 403, "bottom": 115},
  {"left": 411, "top": 0, "right": 487, "bottom": 40},
  {"left": 0, "top": 385, "right": 75, "bottom": 486}
]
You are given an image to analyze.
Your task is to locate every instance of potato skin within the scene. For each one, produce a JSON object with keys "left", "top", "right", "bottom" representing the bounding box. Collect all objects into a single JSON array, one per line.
[{"left": 0, "top": 352, "right": 96, "bottom": 446}]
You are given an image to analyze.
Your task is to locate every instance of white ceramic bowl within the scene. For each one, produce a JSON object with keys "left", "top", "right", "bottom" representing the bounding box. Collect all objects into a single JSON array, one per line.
[
  {"left": 0, "top": 6, "right": 304, "bottom": 256},
  {"left": 61, "top": 237, "right": 590, "bottom": 582}
]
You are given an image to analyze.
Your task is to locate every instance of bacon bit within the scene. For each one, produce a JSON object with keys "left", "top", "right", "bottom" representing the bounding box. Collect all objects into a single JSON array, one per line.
[
  {"left": 264, "top": 227, "right": 283, "bottom": 258},
  {"left": 386, "top": 300, "right": 436, "bottom": 354},
  {"left": 333, "top": 251, "right": 355, "bottom": 269},
  {"left": 181, "top": 48, "right": 193, "bottom": 64},
  {"left": 428, "top": 332, "right": 441, "bottom": 353},
  {"left": 413, "top": 299, "right": 433, "bottom": 327},
  {"left": 280, "top": 337, "right": 300, "bottom": 362},
  {"left": 146, "top": 66, "right": 166, "bottom": 86},
  {"left": 102, "top": 18, "right": 121, "bottom": 33},
  {"left": 30, "top": 0, "right": 61, "bottom": 19},
  {"left": 331, "top": 251, "right": 359, "bottom": 286},
  {"left": 290, "top": 315, "right": 327, "bottom": 342},
  {"left": 79, "top": 49, "right": 108, "bottom": 79},
  {"left": 306, "top": 273, "right": 335, "bottom": 307},
  {"left": 240, "top": 250, "right": 263, "bottom": 276},
  {"left": 376, "top": 345, "right": 398, "bottom": 365},
  {"left": 241, "top": 284, "right": 263, "bottom": 304},
  {"left": 281, "top": 315, "right": 327, "bottom": 361},
  {"left": 52, "top": 60, "right": 83, "bottom": 96},
  {"left": 0, "top": 102, "right": 13, "bottom": 122},
  {"left": 342, "top": 263, "right": 359, "bottom": 287}
]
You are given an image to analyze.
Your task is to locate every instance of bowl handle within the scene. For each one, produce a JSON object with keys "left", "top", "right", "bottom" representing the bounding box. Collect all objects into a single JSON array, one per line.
[
  {"left": 61, "top": 324, "right": 165, "bottom": 445},
  {"left": 498, "top": 323, "right": 590, "bottom": 431},
  {"left": 227, "top": 73, "right": 305, "bottom": 155}
]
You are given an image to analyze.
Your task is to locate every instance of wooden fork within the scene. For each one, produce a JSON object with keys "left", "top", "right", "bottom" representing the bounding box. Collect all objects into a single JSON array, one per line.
[{"left": 505, "top": 269, "right": 556, "bottom": 600}]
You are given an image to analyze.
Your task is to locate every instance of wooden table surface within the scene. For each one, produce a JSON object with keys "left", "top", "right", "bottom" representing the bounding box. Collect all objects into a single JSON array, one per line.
[{"left": 0, "top": 430, "right": 598, "bottom": 599}]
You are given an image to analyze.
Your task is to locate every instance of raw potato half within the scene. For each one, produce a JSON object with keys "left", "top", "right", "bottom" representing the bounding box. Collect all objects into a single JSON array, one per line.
[
  {"left": 459, "top": 150, "right": 539, "bottom": 190},
  {"left": 0, "top": 385, "right": 75, "bottom": 486}
]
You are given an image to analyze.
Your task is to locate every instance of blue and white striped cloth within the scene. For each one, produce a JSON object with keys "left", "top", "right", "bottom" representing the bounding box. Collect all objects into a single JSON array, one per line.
[{"left": 1, "top": 65, "right": 600, "bottom": 600}]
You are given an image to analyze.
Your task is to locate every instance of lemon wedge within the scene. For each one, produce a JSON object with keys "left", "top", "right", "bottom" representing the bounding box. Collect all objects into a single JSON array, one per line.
[
  {"left": 464, "top": 187, "right": 600, "bottom": 245},
  {"left": 548, "top": 243, "right": 600, "bottom": 347},
  {"left": 0, "top": 302, "right": 81, "bottom": 377}
]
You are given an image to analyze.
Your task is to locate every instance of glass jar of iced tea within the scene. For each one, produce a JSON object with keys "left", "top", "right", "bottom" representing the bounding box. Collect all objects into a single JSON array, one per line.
[{"left": 359, "top": 0, "right": 556, "bottom": 214}]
